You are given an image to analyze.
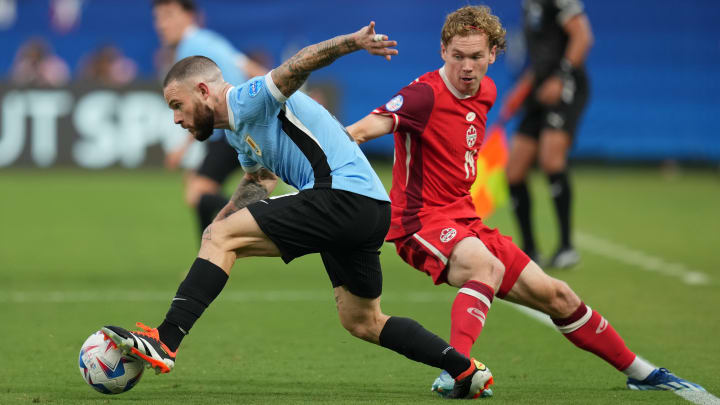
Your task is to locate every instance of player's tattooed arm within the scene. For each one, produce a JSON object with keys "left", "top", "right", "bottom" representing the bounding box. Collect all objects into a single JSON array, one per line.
[
  {"left": 271, "top": 21, "right": 398, "bottom": 98},
  {"left": 215, "top": 168, "right": 278, "bottom": 220}
]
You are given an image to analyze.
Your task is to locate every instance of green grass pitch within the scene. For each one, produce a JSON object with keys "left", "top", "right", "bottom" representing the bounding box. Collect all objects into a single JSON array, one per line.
[{"left": 0, "top": 164, "right": 718, "bottom": 404}]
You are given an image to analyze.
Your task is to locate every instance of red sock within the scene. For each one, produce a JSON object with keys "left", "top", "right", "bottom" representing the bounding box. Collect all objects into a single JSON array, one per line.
[
  {"left": 450, "top": 281, "right": 494, "bottom": 356},
  {"left": 553, "top": 302, "right": 636, "bottom": 370}
]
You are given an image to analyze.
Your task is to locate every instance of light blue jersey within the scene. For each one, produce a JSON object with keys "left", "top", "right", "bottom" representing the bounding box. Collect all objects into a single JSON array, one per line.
[
  {"left": 176, "top": 26, "right": 248, "bottom": 85},
  {"left": 177, "top": 26, "right": 248, "bottom": 141},
  {"left": 223, "top": 72, "right": 390, "bottom": 202}
]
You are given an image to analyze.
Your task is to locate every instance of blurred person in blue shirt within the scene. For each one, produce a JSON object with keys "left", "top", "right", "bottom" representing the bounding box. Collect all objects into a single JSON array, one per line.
[{"left": 152, "top": 0, "right": 267, "bottom": 238}]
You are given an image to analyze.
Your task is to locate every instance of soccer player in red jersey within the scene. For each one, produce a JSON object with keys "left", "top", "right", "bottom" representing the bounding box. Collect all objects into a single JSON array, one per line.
[{"left": 348, "top": 5, "right": 704, "bottom": 396}]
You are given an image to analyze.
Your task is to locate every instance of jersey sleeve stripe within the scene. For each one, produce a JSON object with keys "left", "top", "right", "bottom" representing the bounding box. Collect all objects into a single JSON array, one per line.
[
  {"left": 404, "top": 133, "right": 411, "bottom": 186},
  {"left": 242, "top": 163, "right": 262, "bottom": 173},
  {"left": 264, "top": 71, "right": 288, "bottom": 103},
  {"left": 371, "top": 110, "right": 399, "bottom": 133}
]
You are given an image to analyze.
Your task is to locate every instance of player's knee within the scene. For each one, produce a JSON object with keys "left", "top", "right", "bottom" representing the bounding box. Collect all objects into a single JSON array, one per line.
[
  {"left": 539, "top": 152, "right": 567, "bottom": 173},
  {"left": 547, "top": 279, "right": 581, "bottom": 318},
  {"left": 506, "top": 165, "right": 525, "bottom": 184},
  {"left": 338, "top": 310, "right": 381, "bottom": 342},
  {"left": 343, "top": 322, "right": 374, "bottom": 342},
  {"left": 474, "top": 257, "right": 505, "bottom": 289},
  {"left": 199, "top": 222, "right": 235, "bottom": 254},
  {"left": 339, "top": 316, "right": 371, "bottom": 341},
  {"left": 448, "top": 254, "right": 505, "bottom": 289}
]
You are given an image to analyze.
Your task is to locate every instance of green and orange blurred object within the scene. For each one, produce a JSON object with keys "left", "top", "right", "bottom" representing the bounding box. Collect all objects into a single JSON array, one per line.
[{"left": 470, "top": 124, "right": 509, "bottom": 219}]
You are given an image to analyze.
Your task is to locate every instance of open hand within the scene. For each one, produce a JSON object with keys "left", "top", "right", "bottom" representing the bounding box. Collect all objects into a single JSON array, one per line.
[{"left": 353, "top": 21, "right": 398, "bottom": 61}]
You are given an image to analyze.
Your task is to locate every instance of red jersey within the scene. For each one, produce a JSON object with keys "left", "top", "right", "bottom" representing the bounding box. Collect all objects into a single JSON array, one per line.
[{"left": 372, "top": 67, "right": 496, "bottom": 240}]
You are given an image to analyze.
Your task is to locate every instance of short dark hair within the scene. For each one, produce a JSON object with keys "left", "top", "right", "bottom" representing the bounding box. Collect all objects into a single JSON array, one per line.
[
  {"left": 152, "top": 0, "right": 196, "bottom": 13},
  {"left": 163, "top": 55, "right": 220, "bottom": 87}
]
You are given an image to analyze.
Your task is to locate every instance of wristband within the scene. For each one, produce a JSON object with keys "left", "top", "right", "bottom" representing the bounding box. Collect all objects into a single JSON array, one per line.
[{"left": 558, "top": 58, "right": 574, "bottom": 75}]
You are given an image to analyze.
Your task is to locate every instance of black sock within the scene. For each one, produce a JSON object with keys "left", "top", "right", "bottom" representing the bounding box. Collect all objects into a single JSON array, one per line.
[
  {"left": 379, "top": 317, "right": 471, "bottom": 379},
  {"left": 157, "top": 258, "right": 228, "bottom": 351},
  {"left": 509, "top": 181, "right": 536, "bottom": 254},
  {"left": 197, "top": 193, "right": 228, "bottom": 236},
  {"left": 547, "top": 171, "right": 572, "bottom": 248}
]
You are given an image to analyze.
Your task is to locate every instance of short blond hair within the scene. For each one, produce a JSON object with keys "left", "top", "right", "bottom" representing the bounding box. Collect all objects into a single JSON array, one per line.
[{"left": 441, "top": 5, "right": 506, "bottom": 53}]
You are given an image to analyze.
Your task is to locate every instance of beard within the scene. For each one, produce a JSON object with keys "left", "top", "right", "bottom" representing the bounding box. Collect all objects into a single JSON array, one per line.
[{"left": 191, "top": 103, "right": 215, "bottom": 141}]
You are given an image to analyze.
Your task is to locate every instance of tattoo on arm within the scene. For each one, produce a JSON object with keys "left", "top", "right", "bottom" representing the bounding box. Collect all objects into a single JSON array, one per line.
[
  {"left": 273, "top": 35, "right": 358, "bottom": 98},
  {"left": 220, "top": 169, "right": 274, "bottom": 219}
]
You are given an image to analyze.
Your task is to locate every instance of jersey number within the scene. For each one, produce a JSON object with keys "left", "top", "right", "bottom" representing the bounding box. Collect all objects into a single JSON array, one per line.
[{"left": 464, "top": 150, "right": 477, "bottom": 179}]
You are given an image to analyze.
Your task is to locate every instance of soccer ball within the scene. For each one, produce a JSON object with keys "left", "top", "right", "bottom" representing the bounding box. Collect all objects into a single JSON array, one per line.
[{"left": 78, "top": 330, "right": 144, "bottom": 394}]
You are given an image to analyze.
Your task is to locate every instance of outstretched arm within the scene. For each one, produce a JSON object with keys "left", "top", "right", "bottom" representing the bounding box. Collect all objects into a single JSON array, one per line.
[
  {"left": 213, "top": 168, "right": 278, "bottom": 221},
  {"left": 271, "top": 21, "right": 397, "bottom": 99},
  {"left": 347, "top": 114, "right": 395, "bottom": 144}
]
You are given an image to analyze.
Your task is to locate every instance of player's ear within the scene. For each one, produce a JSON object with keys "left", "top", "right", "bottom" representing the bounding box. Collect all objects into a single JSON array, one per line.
[
  {"left": 197, "top": 82, "right": 210, "bottom": 99},
  {"left": 489, "top": 45, "right": 497, "bottom": 64},
  {"left": 440, "top": 42, "right": 447, "bottom": 61}
]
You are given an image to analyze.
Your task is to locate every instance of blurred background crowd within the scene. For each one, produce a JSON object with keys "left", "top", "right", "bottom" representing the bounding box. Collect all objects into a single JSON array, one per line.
[{"left": 1, "top": 0, "right": 718, "bottom": 167}]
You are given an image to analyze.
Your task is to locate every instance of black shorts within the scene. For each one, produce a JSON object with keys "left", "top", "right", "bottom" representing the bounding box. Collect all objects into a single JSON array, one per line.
[
  {"left": 196, "top": 138, "right": 241, "bottom": 184},
  {"left": 247, "top": 189, "right": 390, "bottom": 299},
  {"left": 517, "top": 69, "right": 590, "bottom": 141}
]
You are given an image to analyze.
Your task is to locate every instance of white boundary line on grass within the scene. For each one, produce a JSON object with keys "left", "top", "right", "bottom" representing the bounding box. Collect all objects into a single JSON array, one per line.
[
  {"left": 1, "top": 289, "right": 717, "bottom": 403},
  {"left": 501, "top": 302, "right": 719, "bottom": 405},
  {"left": 575, "top": 231, "right": 710, "bottom": 285},
  {"left": 0, "top": 290, "right": 454, "bottom": 304},
  {"left": 3, "top": 232, "right": 715, "bottom": 403}
]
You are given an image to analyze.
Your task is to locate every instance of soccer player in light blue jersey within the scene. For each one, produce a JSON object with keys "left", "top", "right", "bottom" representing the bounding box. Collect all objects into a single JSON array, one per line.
[
  {"left": 153, "top": 0, "right": 267, "bottom": 237},
  {"left": 102, "top": 22, "right": 494, "bottom": 399}
]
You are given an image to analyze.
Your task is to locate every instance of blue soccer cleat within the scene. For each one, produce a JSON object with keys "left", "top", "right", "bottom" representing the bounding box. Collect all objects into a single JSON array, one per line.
[
  {"left": 627, "top": 368, "right": 705, "bottom": 391},
  {"left": 431, "top": 370, "right": 455, "bottom": 397}
]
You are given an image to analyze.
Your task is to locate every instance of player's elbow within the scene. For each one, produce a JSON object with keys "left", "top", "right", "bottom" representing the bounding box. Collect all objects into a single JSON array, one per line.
[
  {"left": 346, "top": 125, "right": 366, "bottom": 144},
  {"left": 263, "top": 178, "right": 278, "bottom": 195},
  {"left": 586, "top": 29, "right": 595, "bottom": 50},
  {"left": 580, "top": 24, "right": 594, "bottom": 51}
]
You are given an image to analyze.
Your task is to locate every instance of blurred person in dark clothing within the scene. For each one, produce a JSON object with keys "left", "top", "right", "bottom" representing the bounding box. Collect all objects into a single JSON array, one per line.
[
  {"left": 502, "top": 0, "right": 593, "bottom": 268},
  {"left": 77, "top": 44, "right": 137, "bottom": 87},
  {"left": 10, "top": 37, "right": 70, "bottom": 86}
]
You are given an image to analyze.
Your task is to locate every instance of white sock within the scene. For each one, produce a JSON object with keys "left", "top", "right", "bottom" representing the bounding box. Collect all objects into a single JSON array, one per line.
[{"left": 622, "top": 356, "right": 656, "bottom": 380}]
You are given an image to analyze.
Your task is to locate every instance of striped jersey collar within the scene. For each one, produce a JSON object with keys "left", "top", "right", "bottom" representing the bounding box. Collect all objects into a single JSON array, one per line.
[
  {"left": 439, "top": 65, "right": 473, "bottom": 100},
  {"left": 225, "top": 86, "right": 236, "bottom": 131}
]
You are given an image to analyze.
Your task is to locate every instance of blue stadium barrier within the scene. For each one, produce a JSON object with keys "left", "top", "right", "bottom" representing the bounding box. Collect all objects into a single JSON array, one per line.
[{"left": 1, "top": 0, "right": 718, "bottom": 163}]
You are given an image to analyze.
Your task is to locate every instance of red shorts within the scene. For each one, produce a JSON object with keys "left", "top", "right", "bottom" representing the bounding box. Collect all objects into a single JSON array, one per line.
[{"left": 390, "top": 216, "right": 530, "bottom": 298}]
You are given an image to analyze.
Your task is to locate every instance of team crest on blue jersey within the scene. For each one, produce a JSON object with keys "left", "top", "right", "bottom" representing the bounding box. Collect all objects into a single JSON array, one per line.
[
  {"left": 385, "top": 95, "right": 404, "bottom": 112},
  {"left": 248, "top": 80, "right": 263, "bottom": 97},
  {"left": 245, "top": 135, "right": 262, "bottom": 156}
]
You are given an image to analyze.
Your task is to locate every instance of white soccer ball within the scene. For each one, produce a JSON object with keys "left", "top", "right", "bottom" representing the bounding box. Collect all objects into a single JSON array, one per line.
[{"left": 78, "top": 330, "right": 144, "bottom": 394}]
